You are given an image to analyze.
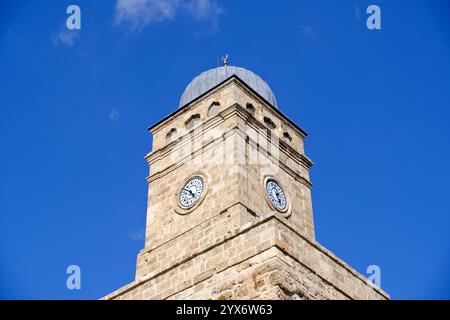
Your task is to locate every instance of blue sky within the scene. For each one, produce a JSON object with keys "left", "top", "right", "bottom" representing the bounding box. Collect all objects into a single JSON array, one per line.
[{"left": 0, "top": 0, "right": 449, "bottom": 300}]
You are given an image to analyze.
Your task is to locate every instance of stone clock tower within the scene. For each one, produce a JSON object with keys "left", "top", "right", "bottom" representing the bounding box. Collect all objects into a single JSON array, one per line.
[{"left": 103, "top": 64, "right": 389, "bottom": 300}]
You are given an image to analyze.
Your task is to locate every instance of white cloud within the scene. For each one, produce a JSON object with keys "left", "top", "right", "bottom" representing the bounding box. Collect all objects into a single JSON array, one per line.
[
  {"left": 109, "top": 108, "right": 121, "bottom": 123},
  {"left": 186, "top": 0, "right": 222, "bottom": 21},
  {"left": 127, "top": 228, "right": 145, "bottom": 241},
  {"left": 298, "top": 25, "right": 316, "bottom": 38},
  {"left": 52, "top": 28, "right": 80, "bottom": 46},
  {"left": 114, "top": 0, "right": 222, "bottom": 31}
]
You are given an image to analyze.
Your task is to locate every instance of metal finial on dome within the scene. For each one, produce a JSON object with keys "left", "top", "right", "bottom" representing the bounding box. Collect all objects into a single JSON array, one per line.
[{"left": 222, "top": 54, "right": 229, "bottom": 66}]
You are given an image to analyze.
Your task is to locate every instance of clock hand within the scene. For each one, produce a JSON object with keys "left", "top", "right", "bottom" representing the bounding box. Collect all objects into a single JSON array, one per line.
[
  {"left": 182, "top": 188, "right": 194, "bottom": 198},
  {"left": 271, "top": 189, "right": 279, "bottom": 202},
  {"left": 276, "top": 191, "right": 281, "bottom": 200},
  {"left": 275, "top": 192, "right": 285, "bottom": 207}
]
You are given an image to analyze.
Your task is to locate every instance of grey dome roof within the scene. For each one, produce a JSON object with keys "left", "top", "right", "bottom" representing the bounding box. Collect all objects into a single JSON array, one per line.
[{"left": 179, "top": 66, "right": 278, "bottom": 108}]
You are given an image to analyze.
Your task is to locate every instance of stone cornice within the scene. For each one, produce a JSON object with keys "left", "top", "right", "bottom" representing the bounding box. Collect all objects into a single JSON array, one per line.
[
  {"left": 147, "top": 76, "right": 308, "bottom": 138},
  {"left": 145, "top": 104, "right": 313, "bottom": 188},
  {"left": 101, "top": 210, "right": 389, "bottom": 301}
]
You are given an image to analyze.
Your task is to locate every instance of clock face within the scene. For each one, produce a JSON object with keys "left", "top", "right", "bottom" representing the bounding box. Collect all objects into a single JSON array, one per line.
[
  {"left": 179, "top": 177, "right": 204, "bottom": 209},
  {"left": 266, "top": 180, "right": 287, "bottom": 211}
]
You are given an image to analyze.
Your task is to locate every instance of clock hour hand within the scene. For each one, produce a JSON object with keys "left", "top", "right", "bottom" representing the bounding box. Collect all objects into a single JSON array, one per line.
[{"left": 182, "top": 188, "right": 195, "bottom": 198}]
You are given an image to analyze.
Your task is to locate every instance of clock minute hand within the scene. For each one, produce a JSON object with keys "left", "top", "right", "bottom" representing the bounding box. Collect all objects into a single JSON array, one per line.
[{"left": 271, "top": 189, "right": 279, "bottom": 202}]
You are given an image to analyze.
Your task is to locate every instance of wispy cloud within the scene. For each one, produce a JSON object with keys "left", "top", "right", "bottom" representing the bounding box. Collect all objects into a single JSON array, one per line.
[
  {"left": 127, "top": 228, "right": 145, "bottom": 241},
  {"left": 109, "top": 108, "right": 121, "bottom": 123},
  {"left": 298, "top": 25, "right": 316, "bottom": 38},
  {"left": 114, "top": 0, "right": 223, "bottom": 31},
  {"left": 186, "top": 0, "right": 222, "bottom": 21},
  {"left": 355, "top": 2, "right": 361, "bottom": 22},
  {"left": 51, "top": 28, "right": 80, "bottom": 46}
]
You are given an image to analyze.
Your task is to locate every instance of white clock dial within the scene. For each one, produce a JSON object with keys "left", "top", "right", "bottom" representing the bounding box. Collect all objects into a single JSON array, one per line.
[
  {"left": 266, "top": 179, "right": 287, "bottom": 211},
  {"left": 179, "top": 177, "right": 204, "bottom": 209}
]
